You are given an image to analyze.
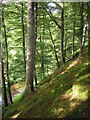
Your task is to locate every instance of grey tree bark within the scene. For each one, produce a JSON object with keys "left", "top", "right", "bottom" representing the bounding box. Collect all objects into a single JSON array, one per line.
[
  {"left": 40, "top": 35, "right": 44, "bottom": 80},
  {"left": 48, "top": 27, "right": 60, "bottom": 68},
  {"left": 60, "top": 3, "right": 64, "bottom": 64},
  {"left": 2, "top": 10, "right": 13, "bottom": 104},
  {"left": 21, "top": 2, "right": 26, "bottom": 72},
  {"left": 25, "top": 1, "right": 35, "bottom": 93},
  {"left": 87, "top": 3, "right": 90, "bottom": 53},
  {"left": 64, "top": 23, "right": 67, "bottom": 63},
  {"left": 82, "top": 23, "right": 87, "bottom": 50},
  {"left": 79, "top": 3, "right": 84, "bottom": 56},
  {"left": 34, "top": 2, "right": 38, "bottom": 86},
  {"left": 0, "top": 24, "right": 8, "bottom": 106},
  {"left": 72, "top": 10, "right": 75, "bottom": 59},
  {"left": 1, "top": 54, "right": 8, "bottom": 107}
]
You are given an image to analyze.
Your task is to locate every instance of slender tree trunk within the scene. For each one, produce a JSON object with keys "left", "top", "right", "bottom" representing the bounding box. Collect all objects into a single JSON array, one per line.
[
  {"left": 35, "top": 71, "right": 37, "bottom": 86},
  {"left": 65, "top": 28, "right": 67, "bottom": 62},
  {"left": 40, "top": 35, "right": 44, "bottom": 80},
  {"left": 21, "top": 2, "right": 26, "bottom": 72},
  {"left": 42, "top": 16, "right": 45, "bottom": 78},
  {"left": 40, "top": 15, "right": 45, "bottom": 80},
  {"left": 87, "top": 3, "right": 90, "bottom": 53},
  {"left": 35, "top": 2, "right": 37, "bottom": 39},
  {"left": 79, "top": 3, "right": 83, "bottom": 56},
  {"left": 87, "top": 3, "right": 90, "bottom": 73},
  {"left": 34, "top": 2, "right": 38, "bottom": 86},
  {"left": 64, "top": 21, "right": 68, "bottom": 63},
  {"left": 25, "top": 1, "right": 35, "bottom": 92},
  {"left": 0, "top": 37, "right": 8, "bottom": 107},
  {"left": 82, "top": 24, "right": 87, "bottom": 50},
  {"left": 49, "top": 27, "right": 60, "bottom": 68},
  {"left": 61, "top": 3, "right": 64, "bottom": 64},
  {"left": 1, "top": 57, "right": 8, "bottom": 107},
  {"left": 72, "top": 10, "right": 75, "bottom": 59},
  {"left": 2, "top": 10, "right": 13, "bottom": 104}
]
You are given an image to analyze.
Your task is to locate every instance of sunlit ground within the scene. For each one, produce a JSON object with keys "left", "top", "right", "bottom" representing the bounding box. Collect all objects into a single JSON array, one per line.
[{"left": 2, "top": 53, "right": 89, "bottom": 119}]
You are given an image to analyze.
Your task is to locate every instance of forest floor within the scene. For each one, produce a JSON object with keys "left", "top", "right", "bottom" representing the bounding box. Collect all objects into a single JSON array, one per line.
[{"left": 2, "top": 50, "right": 90, "bottom": 119}]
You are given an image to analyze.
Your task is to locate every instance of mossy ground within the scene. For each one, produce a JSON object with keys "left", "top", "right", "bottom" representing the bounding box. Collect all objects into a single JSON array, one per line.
[{"left": 2, "top": 50, "right": 90, "bottom": 119}]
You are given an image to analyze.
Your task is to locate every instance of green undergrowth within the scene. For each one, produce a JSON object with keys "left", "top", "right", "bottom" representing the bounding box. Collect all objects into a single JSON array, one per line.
[
  {"left": 13, "top": 93, "right": 22, "bottom": 103},
  {"left": 2, "top": 50, "right": 90, "bottom": 119}
]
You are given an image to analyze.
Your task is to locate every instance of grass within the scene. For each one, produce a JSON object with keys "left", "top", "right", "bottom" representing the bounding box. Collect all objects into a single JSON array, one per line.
[{"left": 2, "top": 50, "right": 90, "bottom": 119}]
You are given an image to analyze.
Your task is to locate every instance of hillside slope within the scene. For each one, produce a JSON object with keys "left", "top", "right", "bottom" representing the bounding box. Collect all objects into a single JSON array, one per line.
[{"left": 3, "top": 51, "right": 90, "bottom": 119}]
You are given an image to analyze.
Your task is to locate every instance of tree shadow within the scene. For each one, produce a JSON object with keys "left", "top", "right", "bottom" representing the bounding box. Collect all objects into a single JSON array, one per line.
[{"left": 65, "top": 98, "right": 89, "bottom": 118}]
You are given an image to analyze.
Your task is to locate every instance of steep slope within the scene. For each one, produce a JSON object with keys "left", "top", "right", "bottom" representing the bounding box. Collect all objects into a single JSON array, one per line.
[{"left": 2, "top": 51, "right": 90, "bottom": 119}]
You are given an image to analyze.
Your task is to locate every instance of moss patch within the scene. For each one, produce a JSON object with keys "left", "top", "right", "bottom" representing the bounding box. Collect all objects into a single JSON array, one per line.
[{"left": 2, "top": 51, "right": 89, "bottom": 119}]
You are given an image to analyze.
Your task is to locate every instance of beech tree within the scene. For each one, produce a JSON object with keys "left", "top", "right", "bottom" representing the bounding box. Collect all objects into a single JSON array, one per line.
[
  {"left": 2, "top": 10, "right": 13, "bottom": 104},
  {"left": 48, "top": 27, "right": 60, "bottom": 68},
  {"left": 34, "top": 2, "right": 38, "bottom": 86},
  {"left": 24, "top": 0, "right": 35, "bottom": 94},
  {"left": 87, "top": 3, "right": 90, "bottom": 53},
  {"left": 21, "top": 2, "right": 26, "bottom": 71},
  {"left": 79, "top": 3, "right": 84, "bottom": 56},
  {"left": 61, "top": 3, "right": 64, "bottom": 64},
  {"left": 82, "top": 22, "right": 87, "bottom": 50},
  {"left": 0, "top": 16, "right": 8, "bottom": 107},
  {"left": 1, "top": 53, "right": 8, "bottom": 107},
  {"left": 72, "top": 9, "right": 75, "bottom": 59}
]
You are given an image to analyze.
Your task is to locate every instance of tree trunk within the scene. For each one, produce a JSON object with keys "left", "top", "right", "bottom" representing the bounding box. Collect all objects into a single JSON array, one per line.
[
  {"left": 1, "top": 57, "right": 8, "bottom": 107},
  {"left": 0, "top": 38, "right": 8, "bottom": 107},
  {"left": 79, "top": 2, "right": 83, "bottom": 56},
  {"left": 49, "top": 27, "right": 60, "bottom": 68},
  {"left": 21, "top": 2, "right": 26, "bottom": 72},
  {"left": 2, "top": 10, "right": 13, "bottom": 104},
  {"left": 82, "top": 24, "right": 87, "bottom": 50},
  {"left": 72, "top": 10, "right": 75, "bottom": 59},
  {"left": 64, "top": 20, "right": 68, "bottom": 63},
  {"left": 25, "top": 1, "right": 35, "bottom": 92},
  {"left": 40, "top": 35, "right": 44, "bottom": 80},
  {"left": 61, "top": 3, "right": 64, "bottom": 64},
  {"left": 35, "top": 72, "right": 37, "bottom": 86},
  {"left": 40, "top": 15, "right": 45, "bottom": 80},
  {"left": 87, "top": 3, "right": 90, "bottom": 53},
  {"left": 35, "top": 2, "right": 37, "bottom": 39},
  {"left": 34, "top": 2, "right": 38, "bottom": 86}
]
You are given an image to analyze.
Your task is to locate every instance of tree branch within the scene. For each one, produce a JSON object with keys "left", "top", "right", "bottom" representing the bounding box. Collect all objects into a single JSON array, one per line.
[{"left": 40, "top": 4, "right": 61, "bottom": 29}]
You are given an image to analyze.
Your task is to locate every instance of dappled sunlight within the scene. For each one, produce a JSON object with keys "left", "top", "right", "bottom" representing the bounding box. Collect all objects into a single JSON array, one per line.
[
  {"left": 11, "top": 112, "right": 21, "bottom": 119},
  {"left": 67, "top": 60, "right": 78, "bottom": 69},
  {"left": 71, "top": 85, "right": 88, "bottom": 101},
  {"left": 2, "top": 51, "right": 89, "bottom": 118},
  {"left": 69, "top": 100, "right": 82, "bottom": 112},
  {"left": 51, "top": 107, "right": 66, "bottom": 118},
  {"left": 61, "top": 58, "right": 80, "bottom": 75},
  {"left": 70, "top": 102, "right": 77, "bottom": 110},
  {"left": 60, "top": 93, "right": 72, "bottom": 100},
  {"left": 84, "top": 62, "right": 88, "bottom": 66},
  {"left": 75, "top": 74, "right": 89, "bottom": 82},
  {"left": 66, "top": 58, "right": 79, "bottom": 69},
  {"left": 51, "top": 83, "right": 88, "bottom": 118},
  {"left": 65, "top": 84, "right": 88, "bottom": 101},
  {"left": 9, "top": 49, "right": 16, "bottom": 56}
]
